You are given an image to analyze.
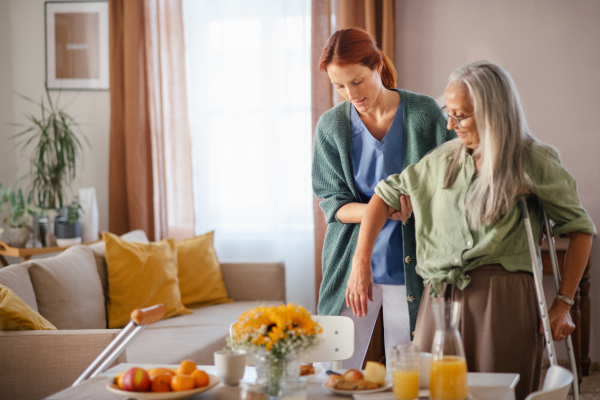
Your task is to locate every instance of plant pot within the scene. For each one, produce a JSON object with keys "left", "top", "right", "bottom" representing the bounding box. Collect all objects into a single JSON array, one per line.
[
  {"left": 7, "top": 227, "right": 31, "bottom": 248},
  {"left": 55, "top": 220, "right": 82, "bottom": 247}
]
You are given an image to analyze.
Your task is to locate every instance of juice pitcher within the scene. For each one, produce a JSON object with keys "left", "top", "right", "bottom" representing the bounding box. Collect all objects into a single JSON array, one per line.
[{"left": 429, "top": 297, "right": 468, "bottom": 400}]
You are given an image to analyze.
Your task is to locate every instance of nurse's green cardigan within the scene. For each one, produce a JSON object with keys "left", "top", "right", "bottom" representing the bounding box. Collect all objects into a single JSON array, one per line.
[{"left": 312, "top": 88, "right": 456, "bottom": 337}]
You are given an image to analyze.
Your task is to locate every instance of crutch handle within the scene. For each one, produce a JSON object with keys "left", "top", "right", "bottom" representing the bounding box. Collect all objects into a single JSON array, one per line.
[{"left": 131, "top": 304, "right": 166, "bottom": 325}]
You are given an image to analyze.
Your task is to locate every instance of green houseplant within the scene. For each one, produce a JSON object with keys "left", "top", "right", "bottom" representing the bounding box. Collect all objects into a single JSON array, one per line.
[
  {"left": 0, "top": 179, "right": 42, "bottom": 247},
  {"left": 13, "top": 88, "right": 90, "bottom": 210}
]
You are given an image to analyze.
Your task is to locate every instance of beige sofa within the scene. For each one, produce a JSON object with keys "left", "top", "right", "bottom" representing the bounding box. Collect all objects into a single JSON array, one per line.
[{"left": 0, "top": 230, "right": 285, "bottom": 400}]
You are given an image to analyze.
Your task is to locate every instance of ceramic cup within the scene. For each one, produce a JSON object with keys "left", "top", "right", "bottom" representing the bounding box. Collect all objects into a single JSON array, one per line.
[
  {"left": 419, "top": 352, "right": 432, "bottom": 389},
  {"left": 214, "top": 349, "right": 247, "bottom": 386}
]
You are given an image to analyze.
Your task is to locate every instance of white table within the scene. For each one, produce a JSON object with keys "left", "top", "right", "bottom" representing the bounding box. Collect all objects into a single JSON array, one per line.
[{"left": 46, "top": 363, "right": 520, "bottom": 400}]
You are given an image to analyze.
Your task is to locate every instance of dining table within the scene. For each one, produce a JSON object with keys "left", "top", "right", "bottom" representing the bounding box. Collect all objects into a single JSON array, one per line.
[{"left": 45, "top": 363, "right": 520, "bottom": 400}]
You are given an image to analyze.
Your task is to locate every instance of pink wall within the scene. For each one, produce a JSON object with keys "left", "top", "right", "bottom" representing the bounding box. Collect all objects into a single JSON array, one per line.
[{"left": 395, "top": 0, "right": 600, "bottom": 361}]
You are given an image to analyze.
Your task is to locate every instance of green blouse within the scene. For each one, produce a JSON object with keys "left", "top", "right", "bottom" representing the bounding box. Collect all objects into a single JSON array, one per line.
[{"left": 375, "top": 139, "right": 596, "bottom": 297}]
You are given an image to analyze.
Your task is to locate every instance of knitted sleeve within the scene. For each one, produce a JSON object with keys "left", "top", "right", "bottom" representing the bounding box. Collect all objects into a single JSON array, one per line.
[{"left": 311, "top": 117, "right": 356, "bottom": 225}]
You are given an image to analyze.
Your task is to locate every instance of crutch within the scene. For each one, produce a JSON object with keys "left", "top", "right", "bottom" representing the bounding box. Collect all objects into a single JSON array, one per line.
[
  {"left": 72, "top": 303, "right": 166, "bottom": 386},
  {"left": 519, "top": 197, "right": 580, "bottom": 400}
]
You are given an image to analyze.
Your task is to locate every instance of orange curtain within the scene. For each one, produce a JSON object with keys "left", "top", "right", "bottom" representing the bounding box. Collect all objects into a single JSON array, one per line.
[
  {"left": 108, "top": 0, "right": 194, "bottom": 241},
  {"left": 311, "top": 0, "right": 395, "bottom": 303}
]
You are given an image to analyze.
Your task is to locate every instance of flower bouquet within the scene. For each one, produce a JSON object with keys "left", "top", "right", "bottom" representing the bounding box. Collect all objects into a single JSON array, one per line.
[{"left": 231, "top": 303, "right": 322, "bottom": 398}]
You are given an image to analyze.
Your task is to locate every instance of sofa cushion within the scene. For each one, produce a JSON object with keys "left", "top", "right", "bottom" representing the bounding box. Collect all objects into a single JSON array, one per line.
[
  {"left": 0, "top": 283, "right": 57, "bottom": 331},
  {"left": 89, "top": 229, "right": 150, "bottom": 301},
  {"left": 177, "top": 231, "right": 232, "bottom": 308},
  {"left": 126, "top": 301, "right": 283, "bottom": 365},
  {"left": 28, "top": 246, "right": 107, "bottom": 329},
  {"left": 0, "top": 263, "right": 38, "bottom": 311},
  {"left": 104, "top": 232, "right": 191, "bottom": 328}
]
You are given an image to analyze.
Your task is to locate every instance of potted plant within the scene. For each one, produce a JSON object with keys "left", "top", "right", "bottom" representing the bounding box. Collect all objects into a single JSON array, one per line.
[
  {"left": 12, "top": 88, "right": 90, "bottom": 245},
  {"left": 0, "top": 180, "right": 41, "bottom": 248},
  {"left": 55, "top": 197, "right": 83, "bottom": 246}
]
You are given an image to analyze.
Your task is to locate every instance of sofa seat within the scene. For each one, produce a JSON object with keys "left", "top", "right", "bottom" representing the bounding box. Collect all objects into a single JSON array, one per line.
[{"left": 127, "top": 301, "right": 265, "bottom": 364}]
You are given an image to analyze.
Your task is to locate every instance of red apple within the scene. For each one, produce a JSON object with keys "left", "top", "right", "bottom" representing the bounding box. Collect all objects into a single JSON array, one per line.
[
  {"left": 343, "top": 369, "right": 364, "bottom": 382},
  {"left": 121, "top": 367, "right": 151, "bottom": 392}
]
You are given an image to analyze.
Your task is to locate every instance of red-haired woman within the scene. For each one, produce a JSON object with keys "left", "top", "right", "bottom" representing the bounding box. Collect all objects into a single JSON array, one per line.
[{"left": 312, "top": 27, "right": 455, "bottom": 368}]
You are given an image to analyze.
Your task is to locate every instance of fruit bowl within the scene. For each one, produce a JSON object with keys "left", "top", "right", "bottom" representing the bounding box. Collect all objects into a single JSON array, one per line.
[{"left": 106, "top": 373, "right": 220, "bottom": 399}]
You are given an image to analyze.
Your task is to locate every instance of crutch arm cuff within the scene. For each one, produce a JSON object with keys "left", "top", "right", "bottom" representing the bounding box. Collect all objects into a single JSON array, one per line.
[{"left": 556, "top": 293, "right": 575, "bottom": 306}]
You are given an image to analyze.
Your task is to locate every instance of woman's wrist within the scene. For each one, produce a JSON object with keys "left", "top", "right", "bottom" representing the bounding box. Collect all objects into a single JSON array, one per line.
[{"left": 556, "top": 292, "right": 575, "bottom": 306}]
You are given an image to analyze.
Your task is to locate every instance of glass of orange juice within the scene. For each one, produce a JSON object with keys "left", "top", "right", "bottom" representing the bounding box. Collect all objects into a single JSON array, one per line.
[{"left": 391, "top": 344, "right": 420, "bottom": 400}]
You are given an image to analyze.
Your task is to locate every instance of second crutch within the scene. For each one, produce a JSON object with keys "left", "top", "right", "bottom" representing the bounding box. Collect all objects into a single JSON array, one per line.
[{"left": 519, "top": 196, "right": 580, "bottom": 400}]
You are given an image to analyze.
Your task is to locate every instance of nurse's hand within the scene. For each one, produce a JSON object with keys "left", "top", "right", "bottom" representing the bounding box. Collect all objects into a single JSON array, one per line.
[
  {"left": 346, "top": 258, "right": 374, "bottom": 318},
  {"left": 389, "top": 195, "right": 412, "bottom": 221}
]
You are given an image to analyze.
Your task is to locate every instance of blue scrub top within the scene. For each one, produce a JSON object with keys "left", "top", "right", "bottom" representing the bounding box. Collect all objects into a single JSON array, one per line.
[{"left": 351, "top": 102, "right": 405, "bottom": 285}]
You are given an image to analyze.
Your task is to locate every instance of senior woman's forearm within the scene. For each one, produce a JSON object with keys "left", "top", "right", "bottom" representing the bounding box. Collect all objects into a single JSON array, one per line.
[
  {"left": 557, "top": 231, "right": 593, "bottom": 300},
  {"left": 353, "top": 194, "right": 394, "bottom": 262}
]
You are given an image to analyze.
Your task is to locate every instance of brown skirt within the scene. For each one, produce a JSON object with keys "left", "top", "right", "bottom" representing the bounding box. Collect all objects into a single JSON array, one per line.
[{"left": 413, "top": 265, "right": 544, "bottom": 400}]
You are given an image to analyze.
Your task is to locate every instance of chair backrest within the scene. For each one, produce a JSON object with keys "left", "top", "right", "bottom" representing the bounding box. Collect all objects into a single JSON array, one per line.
[
  {"left": 525, "top": 365, "right": 573, "bottom": 400},
  {"left": 230, "top": 315, "right": 355, "bottom": 369},
  {"left": 300, "top": 315, "right": 354, "bottom": 369}
]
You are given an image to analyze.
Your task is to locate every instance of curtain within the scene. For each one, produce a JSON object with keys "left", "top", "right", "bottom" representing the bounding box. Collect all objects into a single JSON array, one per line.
[
  {"left": 310, "top": 0, "right": 396, "bottom": 303},
  {"left": 182, "top": 0, "right": 315, "bottom": 312},
  {"left": 108, "top": 0, "right": 194, "bottom": 240}
]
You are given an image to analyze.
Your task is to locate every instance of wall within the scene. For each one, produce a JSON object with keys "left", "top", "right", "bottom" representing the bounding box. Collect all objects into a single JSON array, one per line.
[
  {"left": 394, "top": 0, "right": 600, "bottom": 361},
  {"left": 0, "top": 0, "right": 110, "bottom": 235}
]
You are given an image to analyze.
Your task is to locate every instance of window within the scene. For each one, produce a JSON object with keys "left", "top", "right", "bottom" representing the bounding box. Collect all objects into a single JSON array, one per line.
[{"left": 182, "top": 0, "right": 314, "bottom": 311}]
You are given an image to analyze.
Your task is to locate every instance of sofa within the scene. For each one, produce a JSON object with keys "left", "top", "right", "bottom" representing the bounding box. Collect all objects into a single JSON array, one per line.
[{"left": 0, "top": 230, "right": 286, "bottom": 400}]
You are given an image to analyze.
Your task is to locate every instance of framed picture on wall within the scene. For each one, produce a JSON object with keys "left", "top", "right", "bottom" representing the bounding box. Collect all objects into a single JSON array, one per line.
[{"left": 45, "top": 1, "right": 109, "bottom": 90}]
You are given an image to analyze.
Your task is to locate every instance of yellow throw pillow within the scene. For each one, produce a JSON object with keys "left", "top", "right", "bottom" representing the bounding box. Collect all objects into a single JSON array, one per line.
[
  {"left": 177, "top": 231, "right": 232, "bottom": 307},
  {"left": 104, "top": 232, "right": 192, "bottom": 328},
  {"left": 0, "top": 284, "right": 57, "bottom": 331}
]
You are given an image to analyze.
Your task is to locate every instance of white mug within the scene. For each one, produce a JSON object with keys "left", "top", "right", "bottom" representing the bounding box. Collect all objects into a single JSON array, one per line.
[{"left": 214, "top": 349, "right": 247, "bottom": 386}]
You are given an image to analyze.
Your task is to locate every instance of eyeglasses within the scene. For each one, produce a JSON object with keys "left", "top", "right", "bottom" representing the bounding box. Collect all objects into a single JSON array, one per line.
[{"left": 441, "top": 106, "right": 474, "bottom": 129}]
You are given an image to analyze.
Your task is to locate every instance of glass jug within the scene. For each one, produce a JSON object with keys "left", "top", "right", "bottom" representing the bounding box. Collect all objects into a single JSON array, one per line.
[{"left": 429, "top": 298, "right": 468, "bottom": 400}]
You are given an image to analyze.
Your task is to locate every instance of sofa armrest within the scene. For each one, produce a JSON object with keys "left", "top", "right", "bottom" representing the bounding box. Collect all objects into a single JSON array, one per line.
[
  {"left": 220, "top": 262, "right": 286, "bottom": 302},
  {"left": 0, "top": 329, "right": 126, "bottom": 400}
]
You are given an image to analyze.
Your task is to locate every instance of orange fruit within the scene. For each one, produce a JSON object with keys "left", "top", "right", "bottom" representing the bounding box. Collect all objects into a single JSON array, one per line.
[
  {"left": 115, "top": 371, "right": 126, "bottom": 389},
  {"left": 148, "top": 367, "right": 176, "bottom": 380},
  {"left": 151, "top": 373, "right": 173, "bottom": 393},
  {"left": 171, "top": 374, "right": 195, "bottom": 392},
  {"left": 191, "top": 369, "right": 210, "bottom": 388},
  {"left": 176, "top": 359, "right": 197, "bottom": 375}
]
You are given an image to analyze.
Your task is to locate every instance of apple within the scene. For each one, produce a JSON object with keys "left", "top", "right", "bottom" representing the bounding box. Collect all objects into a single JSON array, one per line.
[
  {"left": 121, "top": 367, "right": 151, "bottom": 392},
  {"left": 343, "top": 369, "right": 364, "bottom": 382}
]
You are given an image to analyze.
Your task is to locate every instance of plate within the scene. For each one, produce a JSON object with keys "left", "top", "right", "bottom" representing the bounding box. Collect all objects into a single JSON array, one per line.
[
  {"left": 106, "top": 374, "right": 220, "bottom": 399},
  {"left": 322, "top": 380, "right": 392, "bottom": 396}
]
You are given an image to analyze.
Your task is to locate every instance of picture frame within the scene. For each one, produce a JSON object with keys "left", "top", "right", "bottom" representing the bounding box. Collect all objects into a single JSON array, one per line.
[{"left": 45, "top": 1, "right": 109, "bottom": 90}]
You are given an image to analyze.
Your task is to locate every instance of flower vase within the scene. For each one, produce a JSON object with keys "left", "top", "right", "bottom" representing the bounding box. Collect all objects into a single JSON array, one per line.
[{"left": 254, "top": 350, "right": 300, "bottom": 399}]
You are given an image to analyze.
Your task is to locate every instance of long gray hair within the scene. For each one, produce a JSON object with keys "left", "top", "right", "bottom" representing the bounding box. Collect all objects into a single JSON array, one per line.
[{"left": 443, "top": 61, "right": 535, "bottom": 229}]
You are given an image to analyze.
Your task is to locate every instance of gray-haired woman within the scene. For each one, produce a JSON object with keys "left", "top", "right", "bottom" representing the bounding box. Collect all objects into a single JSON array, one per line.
[{"left": 351, "top": 60, "right": 595, "bottom": 400}]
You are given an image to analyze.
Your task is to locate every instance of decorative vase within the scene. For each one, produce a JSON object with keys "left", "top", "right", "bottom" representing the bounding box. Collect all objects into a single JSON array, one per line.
[{"left": 254, "top": 349, "right": 300, "bottom": 399}]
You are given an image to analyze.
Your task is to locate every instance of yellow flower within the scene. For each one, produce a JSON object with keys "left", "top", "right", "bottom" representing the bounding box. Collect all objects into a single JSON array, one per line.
[{"left": 231, "top": 303, "right": 321, "bottom": 356}]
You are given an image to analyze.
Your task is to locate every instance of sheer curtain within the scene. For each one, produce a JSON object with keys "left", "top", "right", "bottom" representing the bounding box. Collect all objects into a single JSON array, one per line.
[{"left": 182, "top": 0, "right": 315, "bottom": 312}]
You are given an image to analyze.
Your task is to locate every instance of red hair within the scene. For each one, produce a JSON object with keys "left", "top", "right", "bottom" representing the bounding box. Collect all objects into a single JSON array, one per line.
[{"left": 318, "top": 28, "right": 397, "bottom": 89}]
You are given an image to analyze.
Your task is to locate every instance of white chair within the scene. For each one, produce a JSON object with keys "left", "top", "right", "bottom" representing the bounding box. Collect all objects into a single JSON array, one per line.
[
  {"left": 300, "top": 315, "right": 354, "bottom": 370},
  {"left": 230, "top": 315, "right": 355, "bottom": 370},
  {"left": 525, "top": 365, "right": 574, "bottom": 400}
]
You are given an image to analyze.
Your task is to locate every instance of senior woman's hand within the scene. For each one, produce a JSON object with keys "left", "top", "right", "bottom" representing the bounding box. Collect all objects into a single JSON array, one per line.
[
  {"left": 346, "top": 258, "right": 374, "bottom": 317},
  {"left": 389, "top": 195, "right": 412, "bottom": 221},
  {"left": 545, "top": 299, "right": 576, "bottom": 341}
]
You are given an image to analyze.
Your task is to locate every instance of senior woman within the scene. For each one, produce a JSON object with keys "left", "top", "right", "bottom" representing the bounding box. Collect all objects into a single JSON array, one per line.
[
  {"left": 312, "top": 27, "right": 455, "bottom": 369},
  {"left": 351, "top": 60, "right": 595, "bottom": 400}
]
